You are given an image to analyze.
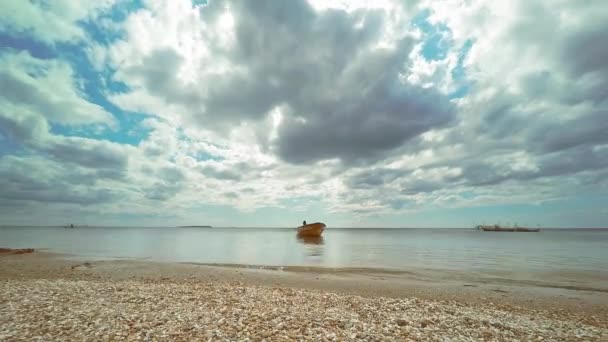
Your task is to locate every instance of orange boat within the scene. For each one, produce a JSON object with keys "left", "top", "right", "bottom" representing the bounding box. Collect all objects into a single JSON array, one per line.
[{"left": 296, "top": 222, "right": 326, "bottom": 237}]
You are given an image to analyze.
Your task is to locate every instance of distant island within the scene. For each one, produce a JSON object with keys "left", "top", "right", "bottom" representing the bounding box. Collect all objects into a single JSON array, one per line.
[{"left": 177, "top": 225, "right": 212, "bottom": 228}]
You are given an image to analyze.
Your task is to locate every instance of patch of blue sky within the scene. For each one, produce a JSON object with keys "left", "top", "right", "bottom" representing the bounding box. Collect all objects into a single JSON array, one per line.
[
  {"left": 411, "top": 9, "right": 474, "bottom": 100},
  {"left": 451, "top": 39, "right": 474, "bottom": 81},
  {"left": 49, "top": 111, "right": 149, "bottom": 145},
  {"left": 448, "top": 83, "right": 471, "bottom": 99},
  {"left": 1, "top": 1, "right": 153, "bottom": 146},
  {"left": 191, "top": 0, "right": 208, "bottom": 7},
  {"left": 52, "top": 40, "right": 151, "bottom": 145},
  {"left": 102, "top": 0, "right": 146, "bottom": 24},
  {"left": 78, "top": 0, "right": 145, "bottom": 45},
  {"left": 448, "top": 39, "right": 474, "bottom": 99},
  {"left": 193, "top": 151, "right": 224, "bottom": 162},
  {"left": 411, "top": 9, "right": 452, "bottom": 61}
]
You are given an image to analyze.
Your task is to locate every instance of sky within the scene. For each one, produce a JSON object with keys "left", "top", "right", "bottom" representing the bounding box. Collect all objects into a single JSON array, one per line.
[{"left": 0, "top": 0, "right": 607, "bottom": 228}]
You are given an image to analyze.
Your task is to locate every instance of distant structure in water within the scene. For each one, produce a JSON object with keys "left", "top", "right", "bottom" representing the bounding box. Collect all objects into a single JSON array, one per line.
[{"left": 476, "top": 224, "right": 540, "bottom": 232}]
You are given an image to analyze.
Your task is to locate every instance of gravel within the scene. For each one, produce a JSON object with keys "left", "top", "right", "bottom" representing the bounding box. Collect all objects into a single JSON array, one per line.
[{"left": 1, "top": 278, "right": 605, "bottom": 341}]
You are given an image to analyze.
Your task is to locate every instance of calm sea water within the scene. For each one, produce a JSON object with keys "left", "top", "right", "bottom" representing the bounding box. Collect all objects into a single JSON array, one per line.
[{"left": 1, "top": 226, "right": 607, "bottom": 287}]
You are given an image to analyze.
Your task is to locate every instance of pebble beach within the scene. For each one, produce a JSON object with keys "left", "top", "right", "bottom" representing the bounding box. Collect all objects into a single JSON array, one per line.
[{"left": 1, "top": 251, "right": 606, "bottom": 341}]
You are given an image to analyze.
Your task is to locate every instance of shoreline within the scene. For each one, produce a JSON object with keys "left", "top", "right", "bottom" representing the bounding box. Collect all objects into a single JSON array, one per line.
[
  {"left": 2, "top": 251, "right": 608, "bottom": 315},
  {"left": 1, "top": 250, "right": 607, "bottom": 340},
  {"left": 39, "top": 250, "right": 608, "bottom": 295},
  {"left": 180, "top": 262, "right": 608, "bottom": 293}
]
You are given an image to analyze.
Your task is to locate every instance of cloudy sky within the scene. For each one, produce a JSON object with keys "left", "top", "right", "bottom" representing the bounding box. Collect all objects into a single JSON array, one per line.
[{"left": 1, "top": 0, "right": 607, "bottom": 228}]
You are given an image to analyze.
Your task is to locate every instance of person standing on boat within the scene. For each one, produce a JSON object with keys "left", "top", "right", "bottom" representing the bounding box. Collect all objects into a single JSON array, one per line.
[{"left": 303, "top": 220, "right": 307, "bottom": 226}]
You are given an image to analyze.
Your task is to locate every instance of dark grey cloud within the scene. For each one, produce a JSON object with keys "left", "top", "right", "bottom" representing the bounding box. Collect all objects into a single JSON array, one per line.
[
  {"left": 1, "top": 110, "right": 129, "bottom": 174},
  {"left": 346, "top": 168, "right": 405, "bottom": 189},
  {"left": 400, "top": 179, "right": 445, "bottom": 195},
  {"left": 42, "top": 137, "right": 129, "bottom": 172},
  {"left": 462, "top": 103, "right": 608, "bottom": 187},
  {"left": 124, "top": 49, "right": 203, "bottom": 107},
  {"left": 118, "top": 0, "right": 454, "bottom": 164},
  {"left": 578, "top": 169, "right": 608, "bottom": 188},
  {"left": 0, "top": 115, "right": 130, "bottom": 208},
  {"left": 158, "top": 166, "right": 185, "bottom": 183},
  {"left": 344, "top": 134, "right": 608, "bottom": 196},
  {"left": 144, "top": 145, "right": 164, "bottom": 157},
  {"left": 276, "top": 83, "right": 454, "bottom": 164},
  {"left": 142, "top": 166, "right": 187, "bottom": 201},
  {"left": 530, "top": 110, "right": 608, "bottom": 154},
  {"left": 197, "top": 160, "right": 276, "bottom": 182},
  {"left": 0, "top": 108, "right": 48, "bottom": 144},
  {"left": 473, "top": 97, "right": 527, "bottom": 140},
  {"left": 459, "top": 162, "right": 530, "bottom": 187},
  {"left": 233, "top": 0, "right": 454, "bottom": 164},
  {"left": 465, "top": 1, "right": 607, "bottom": 140},
  {"left": 536, "top": 146, "right": 608, "bottom": 178},
  {"left": 385, "top": 198, "right": 414, "bottom": 210},
  {"left": 550, "top": 17, "right": 608, "bottom": 106},
  {"left": 561, "top": 22, "right": 608, "bottom": 79},
  {"left": 1, "top": 186, "right": 117, "bottom": 205},
  {"left": 454, "top": 145, "right": 608, "bottom": 188},
  {"left": 0, "top": 69, "right": 58, "bottom": 117},
  {"left": 144, "top": 182, "right": 183, "bottom": 201},
  {"left": 0, "top": 51, "right": 129, "bottom": 176},
  {"left": 199, "top": 164, "right": 242, "bottom": 181},
  {"left": 223, "top": 192, "right": 239, "bottom": 199},
  {"left": 331, "top": 0, "right": 608, "bottom": 209},
  {"left": 0, "top": 156, "right": 121, "bottom": 205},
  {"left": 433, "top": 2, "right": 608, "bottom": 193}
]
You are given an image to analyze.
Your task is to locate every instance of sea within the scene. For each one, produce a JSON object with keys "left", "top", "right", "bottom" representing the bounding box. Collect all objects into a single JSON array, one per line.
[{"left": 1, "top": 226, "right": 607, "bottom": 289}]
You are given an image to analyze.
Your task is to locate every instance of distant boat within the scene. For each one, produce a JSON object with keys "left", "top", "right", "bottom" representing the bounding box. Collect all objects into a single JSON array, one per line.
[
  {"left": 476, "top": 224, "right": 539, "bottom": 232},
  {"left": 297, "top": 222, "right": 326, "bottom": 237},
  {"left": 178, "top": 225, "right": 212, "bottom": 228}
]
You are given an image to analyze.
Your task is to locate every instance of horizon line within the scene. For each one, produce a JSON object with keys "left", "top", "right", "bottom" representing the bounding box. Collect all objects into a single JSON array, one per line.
[{"left": 1, "top": 225, "right": 607, "bottom": 230}]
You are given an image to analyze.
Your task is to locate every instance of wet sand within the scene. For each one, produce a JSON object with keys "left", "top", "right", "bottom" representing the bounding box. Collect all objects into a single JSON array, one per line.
[{"left": 1, "top": 251, "right": 607, "bottom": 340}]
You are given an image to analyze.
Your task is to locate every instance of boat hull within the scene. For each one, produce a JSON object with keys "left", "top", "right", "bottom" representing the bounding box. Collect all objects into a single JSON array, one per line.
[{"left": 296, "top": 222, "right": 326, "bottom": 237}]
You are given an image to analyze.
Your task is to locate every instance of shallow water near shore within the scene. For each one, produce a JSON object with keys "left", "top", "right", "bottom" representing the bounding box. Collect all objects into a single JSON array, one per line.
[{"left": 1, "top": 226, "right": 607, "bottom": 289}]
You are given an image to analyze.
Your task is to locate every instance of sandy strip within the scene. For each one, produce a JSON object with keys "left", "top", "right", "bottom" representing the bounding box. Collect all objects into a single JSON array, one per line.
[{"left": 1, "top": 251, "right": 607, "bottom": 341}]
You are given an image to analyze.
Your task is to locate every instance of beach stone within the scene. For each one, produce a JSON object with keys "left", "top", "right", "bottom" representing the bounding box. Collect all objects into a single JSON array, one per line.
[
  {"left": 396, "top": 318, "right": 408, "bottom": 326},
  {"left": 420, "top": 318, "right": 432, "bottom": 328},
  {"left": 481, "top": 328, "right": 494, "bottom": 338}
]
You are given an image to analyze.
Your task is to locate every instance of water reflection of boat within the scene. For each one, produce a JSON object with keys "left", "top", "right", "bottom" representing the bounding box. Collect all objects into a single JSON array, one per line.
[
  {"left": 297, "top": 236, "right": 324, "bottom": 257},
  {"left": 297, "top": 236, "right": 324, "bottom": 245}
]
